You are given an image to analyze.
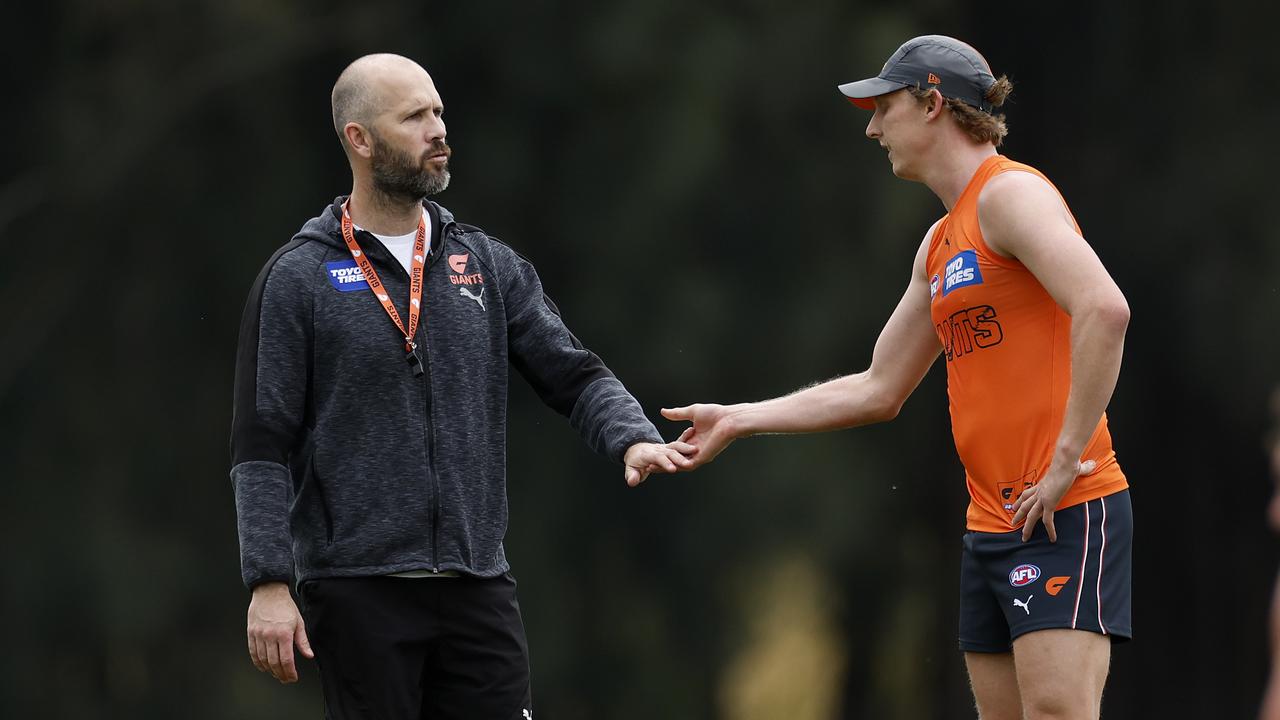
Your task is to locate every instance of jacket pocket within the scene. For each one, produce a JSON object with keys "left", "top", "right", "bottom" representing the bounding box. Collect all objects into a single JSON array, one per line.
[{"left": 303, "top": 453, "right": 335, "bottom": 546}]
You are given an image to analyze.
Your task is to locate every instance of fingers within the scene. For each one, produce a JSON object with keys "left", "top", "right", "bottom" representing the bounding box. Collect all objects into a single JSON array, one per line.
[
  {"left": 254, "top": 622, "right": 300, "bottom": 683},
  {"left": 668, "top": 446, "right": 696, "bottom": 469},
  {"left": 249, "top": 634, "right": 267, "bottom": 673},
  {"left": 1020, "top": 502, "right": 1042, "bottom": 542},
  {"left": 667, "top": 441, "right": 697, "bottom": 457},
  {"left": 649, "top": 446, "right": 694, "bottom": 472},
  {"left": 625, "top": 465, "right": 646, "bottom": 487},
  {"left": 278, "top": 631, "right": 300, "bottom": 683},
  {"left": 677, "top": 427, "right": 695, "bottom": 443},
  {"left": 639, "top": 447, "right": 679, "bottom": 473},
  {"left": 1011, "top": 486, "right": 1036, "bottom": 525},
  {"left": 625, "top": 443, "right": 701, "bottom": 486},
  {"left": 266, "top": 633, "right": 284, "bottom": 681},
  {"left": 296, "top": 621, "right": 315, "bottom": 660},
  {"left": 1016, "top": 501, "right": 1058, "bottom": 543},
  {"left": 661, "top": 406, "right": 691, "bottom": 421},
  {"left": 1011, "top": 497, "right": 1025, "bottom": 523}
]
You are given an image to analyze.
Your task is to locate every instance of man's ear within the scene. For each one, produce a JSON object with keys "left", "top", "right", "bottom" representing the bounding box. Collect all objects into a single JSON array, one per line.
[
  {"left": 343, "top": 122, "right": 374, "bottom": 159},
  {"left": 923, "top": 88, "right": 945, "bottom": 120}
]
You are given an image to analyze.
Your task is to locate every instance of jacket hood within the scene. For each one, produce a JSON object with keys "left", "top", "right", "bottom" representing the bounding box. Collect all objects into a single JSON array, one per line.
[{"left": 295, "top": 195, "right": 454, "bottom": 251}]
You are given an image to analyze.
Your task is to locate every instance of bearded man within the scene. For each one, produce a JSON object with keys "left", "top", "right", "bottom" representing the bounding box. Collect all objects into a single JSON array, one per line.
[{"left": 229, "top": 53, "right": 693, "bottom": 718}]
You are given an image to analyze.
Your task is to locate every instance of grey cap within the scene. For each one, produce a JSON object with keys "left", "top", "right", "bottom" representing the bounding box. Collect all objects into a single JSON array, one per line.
[{"left": 838, "top": 35, "right": 996, "bottom": 112}]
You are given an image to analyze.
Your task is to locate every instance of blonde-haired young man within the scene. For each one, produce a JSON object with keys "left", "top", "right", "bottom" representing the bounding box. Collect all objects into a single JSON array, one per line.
[{"left": 663, "top": 36, "right": 1132, "bottom": 719}]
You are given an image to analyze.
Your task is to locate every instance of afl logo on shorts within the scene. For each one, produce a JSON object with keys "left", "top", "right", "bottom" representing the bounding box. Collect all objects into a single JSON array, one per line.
[{"left": 1009, "top": 564, "right": 1040, "bottom": 587}]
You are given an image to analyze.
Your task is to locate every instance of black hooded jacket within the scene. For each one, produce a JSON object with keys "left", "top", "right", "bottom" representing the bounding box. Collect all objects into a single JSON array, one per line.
[{"left": 230, "top": 197, "right": 661, "bottom": 588}]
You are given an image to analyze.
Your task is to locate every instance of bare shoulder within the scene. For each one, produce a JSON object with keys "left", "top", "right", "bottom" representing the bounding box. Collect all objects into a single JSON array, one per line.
[
  {"left": 979, "top": 168, "right": 1060, "bottom": 204},
  {"left": 977, "top": 170, "right": 1076, "bottom": 258}
]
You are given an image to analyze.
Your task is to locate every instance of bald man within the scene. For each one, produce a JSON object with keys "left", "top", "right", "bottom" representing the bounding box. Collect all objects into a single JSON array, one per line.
[{"left": 230, "top": 54, "right": 694, "bottom": 718}]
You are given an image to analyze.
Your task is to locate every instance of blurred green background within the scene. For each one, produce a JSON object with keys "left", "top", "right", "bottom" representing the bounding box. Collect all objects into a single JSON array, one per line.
[{"left": 3, "top": 0, "right": 1278, "bottom": 717}]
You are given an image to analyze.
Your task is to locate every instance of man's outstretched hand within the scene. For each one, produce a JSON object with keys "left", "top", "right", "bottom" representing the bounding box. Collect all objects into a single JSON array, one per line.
[
  {"left": 623, "top": 440, "right": 698, "bottom": 487},
  {"left": 660, "top": 403, "right": 742, "bottom": 470}
]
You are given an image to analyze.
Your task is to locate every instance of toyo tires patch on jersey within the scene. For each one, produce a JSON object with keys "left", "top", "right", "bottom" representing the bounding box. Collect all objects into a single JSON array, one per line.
[{"left": 942, "top": 249, "right": 984, "bottom": 296}]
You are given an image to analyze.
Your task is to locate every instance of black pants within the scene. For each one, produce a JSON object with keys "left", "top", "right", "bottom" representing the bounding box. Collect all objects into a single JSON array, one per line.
[{"left": 298, "top": 574, "right": 532, "bottom": 720}]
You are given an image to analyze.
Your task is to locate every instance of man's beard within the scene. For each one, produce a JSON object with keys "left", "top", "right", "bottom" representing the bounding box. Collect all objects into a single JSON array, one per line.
[{"left": 369, "top": 134, "right": 451, "bottom": 202}]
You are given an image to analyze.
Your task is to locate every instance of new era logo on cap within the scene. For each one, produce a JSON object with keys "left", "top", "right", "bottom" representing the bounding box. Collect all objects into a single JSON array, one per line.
[{"left": 928, "top": 72, "right": 941, "bottom": 84}]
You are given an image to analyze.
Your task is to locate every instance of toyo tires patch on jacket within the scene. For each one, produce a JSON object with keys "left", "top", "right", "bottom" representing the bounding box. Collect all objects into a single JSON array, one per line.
[{"left": 326, "top": 259, "right": 370, "bottom": 292}]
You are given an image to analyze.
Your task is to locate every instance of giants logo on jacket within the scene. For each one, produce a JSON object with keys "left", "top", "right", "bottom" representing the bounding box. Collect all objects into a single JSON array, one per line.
[{"left": 448, "top": 253, "right": 484, "bottom": 286}]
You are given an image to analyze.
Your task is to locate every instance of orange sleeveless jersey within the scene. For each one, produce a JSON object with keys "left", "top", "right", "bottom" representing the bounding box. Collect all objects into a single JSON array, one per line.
[{"left": 925, "top": 155, "right": 1128, "bottom": 532}]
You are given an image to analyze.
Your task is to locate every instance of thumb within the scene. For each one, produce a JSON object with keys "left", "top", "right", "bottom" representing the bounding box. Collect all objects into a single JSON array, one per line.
[
  {"left": 624, "top": 466, "right": 642, "bottom": 487},
  {"left": 295, "top": 618, "right": 314, "bottom": 659},
  {"left": 1077, "top": 459, "right": 1097, "bottom": 475},
  {"left": 661, "top": 406, "right": 690, "bottom": 421}
]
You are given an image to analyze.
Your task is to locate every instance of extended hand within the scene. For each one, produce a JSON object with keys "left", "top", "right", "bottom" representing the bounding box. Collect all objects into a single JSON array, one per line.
[
  {"left": 1011, "top": 459, "right": 1097, "bottom": 542},
  {"left": 623, "top": 440, "right": 697, "bottom": 487},
  {"left": 660, "top": 403, "right": 741, "bottom": 470},
  {"left": 247, "top": 582, "right": 314, "bottom": 683}
]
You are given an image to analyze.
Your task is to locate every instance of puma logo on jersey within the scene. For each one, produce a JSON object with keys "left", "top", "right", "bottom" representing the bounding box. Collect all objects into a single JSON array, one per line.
[
  {"left": 460, "top": 286, "right": 485, "bottom": 311},
  {"left": 1013, "top": 595, "right": 1033, "bottom": 615}
]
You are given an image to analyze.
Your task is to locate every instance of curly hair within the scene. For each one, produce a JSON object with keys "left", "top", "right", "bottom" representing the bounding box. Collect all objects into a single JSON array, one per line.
[{"left": 909, "top": 76, "right": 1014, "bottom": 147}]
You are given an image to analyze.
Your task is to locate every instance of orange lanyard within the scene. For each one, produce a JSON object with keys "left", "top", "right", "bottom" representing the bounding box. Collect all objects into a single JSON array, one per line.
[{"left": 340, "top": 199, "right": 428, "bottom": 376}]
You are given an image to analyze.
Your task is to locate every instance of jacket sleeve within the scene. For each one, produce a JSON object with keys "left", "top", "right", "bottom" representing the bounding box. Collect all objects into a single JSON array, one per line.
[
  {"left": 229, "top": 241, "right": 313, "bottom": 589},
  {"left": 490, "top": 240, "right": 663, "bottom": 463}
]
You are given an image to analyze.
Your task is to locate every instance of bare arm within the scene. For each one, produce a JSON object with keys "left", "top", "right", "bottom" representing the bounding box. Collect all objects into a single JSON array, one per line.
[
  {"left": 662, "top": 226, "right": 942, "bottom": 467},
  {"left": 982, "top": 171, "right": 1131, "bottom": 541}
]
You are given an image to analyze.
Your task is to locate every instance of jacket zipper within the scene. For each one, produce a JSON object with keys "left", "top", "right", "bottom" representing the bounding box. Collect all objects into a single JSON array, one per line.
[
  {"left": 423, "top": 222, "right": 452, "bottom": 572},
  {"left": 358, "top": 216, "right": 448, "bottom": 572},
  {"left": 423, "top": 330, "right": 439, "bottom": 572}
]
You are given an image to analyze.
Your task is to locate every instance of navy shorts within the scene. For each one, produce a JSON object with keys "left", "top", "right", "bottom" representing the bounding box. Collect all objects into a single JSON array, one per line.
[{"left": 958, "top": 489, "right": 1133, "bottom": 653}]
